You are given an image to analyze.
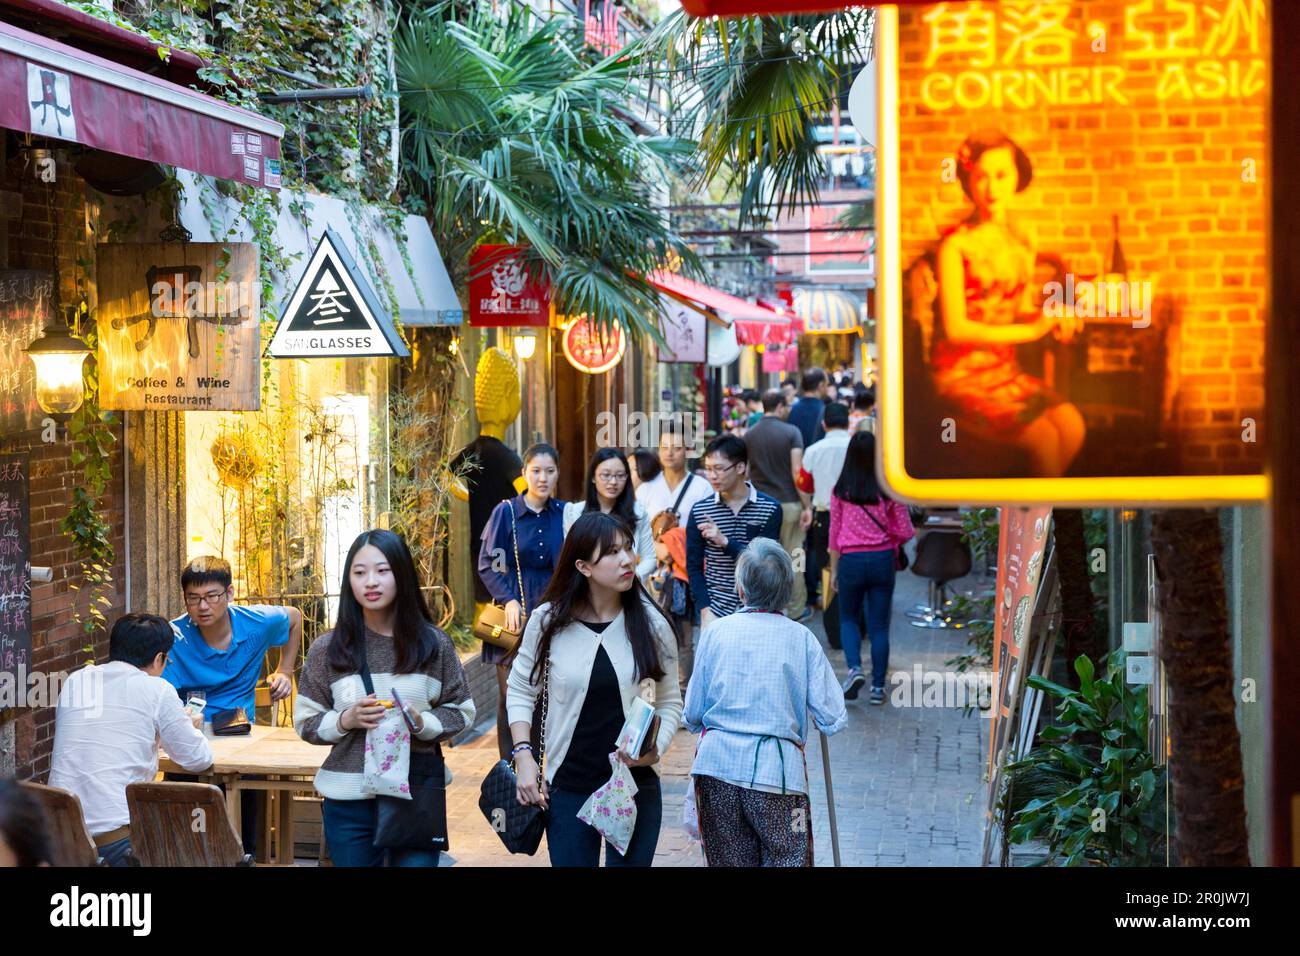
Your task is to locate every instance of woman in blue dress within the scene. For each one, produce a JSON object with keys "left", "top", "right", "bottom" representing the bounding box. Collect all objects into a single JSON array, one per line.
[{"left": 478, "top": 442, "right": 567, "bottom": 758}]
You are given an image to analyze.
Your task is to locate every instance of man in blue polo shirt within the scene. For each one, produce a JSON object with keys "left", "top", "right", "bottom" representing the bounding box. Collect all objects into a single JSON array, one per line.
[{"left": 164, "top": 556, "right": 302, "bottom": 851}]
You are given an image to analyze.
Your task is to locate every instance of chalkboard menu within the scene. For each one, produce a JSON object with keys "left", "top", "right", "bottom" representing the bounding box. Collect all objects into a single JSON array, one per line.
[
  {"left": 0, "top": 455, "right": 31, "bottom": 685},
  {"left": 0, "top": 271, "right": 53, "bottom": 434}
]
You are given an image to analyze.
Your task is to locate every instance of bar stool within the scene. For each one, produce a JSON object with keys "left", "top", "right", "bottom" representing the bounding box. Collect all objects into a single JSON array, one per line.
[{"left": 908, "top": 531, "right": 972, "bottom": 629}]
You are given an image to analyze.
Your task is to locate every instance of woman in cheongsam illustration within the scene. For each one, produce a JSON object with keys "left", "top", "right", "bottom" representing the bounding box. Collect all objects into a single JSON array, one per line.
[{"left": 932, "top": 129, "right": 1086, "bottom": 478}]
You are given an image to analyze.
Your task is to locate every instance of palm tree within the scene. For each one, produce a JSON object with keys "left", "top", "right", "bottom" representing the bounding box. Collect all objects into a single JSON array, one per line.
[
  {"left": 396, "top": 0, "right": 700, "bottom": 338},
  {"left": 641, "top": 8, "right": 874, "bottom": 226}
]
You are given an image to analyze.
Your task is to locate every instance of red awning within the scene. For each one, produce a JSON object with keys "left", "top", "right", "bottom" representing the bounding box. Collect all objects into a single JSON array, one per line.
[
  {"left": 648, "top": 270, "right": 790, "bottom": 325},
  {"left": 0, "top": 20, "right": 283, "bottom": 189}
]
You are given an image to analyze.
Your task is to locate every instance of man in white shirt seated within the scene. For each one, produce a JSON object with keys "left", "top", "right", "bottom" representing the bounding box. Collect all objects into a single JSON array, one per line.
[{"left": 49, "top": 613, "right": 213, "bottom": 866}]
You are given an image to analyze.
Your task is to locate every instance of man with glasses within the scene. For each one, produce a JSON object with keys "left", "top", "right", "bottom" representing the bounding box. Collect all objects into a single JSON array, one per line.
[
  {"left": 685, "top": 434, "right": 783, "bottom": 627},
  {"left": 164, "top": 556, "right": 302, "bottom": 849}
]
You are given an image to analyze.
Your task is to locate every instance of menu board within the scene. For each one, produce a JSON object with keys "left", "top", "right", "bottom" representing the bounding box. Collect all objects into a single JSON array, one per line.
[
  {"left": 0, "top": 455, "right": 32, "bottom": 685},
  {"left": 0, "top": 271, "right": 53, "bottom": 433}
]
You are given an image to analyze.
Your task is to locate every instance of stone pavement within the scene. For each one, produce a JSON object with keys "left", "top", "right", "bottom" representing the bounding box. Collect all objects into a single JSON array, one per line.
[{"left": 437, "top": 569, "right": 988, "bottom": 867}]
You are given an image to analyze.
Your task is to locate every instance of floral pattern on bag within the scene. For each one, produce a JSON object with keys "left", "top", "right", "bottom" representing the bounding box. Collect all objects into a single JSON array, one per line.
[
  {"left": 576, "top": 753, "right": 640, "bottom": 855},
  {"left": 361, "top": 708, "right": 412, "bottom": 799}
]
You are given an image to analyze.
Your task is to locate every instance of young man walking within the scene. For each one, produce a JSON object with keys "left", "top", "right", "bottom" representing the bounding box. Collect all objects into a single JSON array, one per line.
[
  {"left": 50, "top": 614, "right": 213, "bottom": 866},
  {"left": 788, "top": 368, "right": 830, "bottom": 448},
  {"left": 745, "top": 389, "right": 813, "bottom": 621},
  {"left": 685, "top": 434, "right": 783, "bottom": 627}
]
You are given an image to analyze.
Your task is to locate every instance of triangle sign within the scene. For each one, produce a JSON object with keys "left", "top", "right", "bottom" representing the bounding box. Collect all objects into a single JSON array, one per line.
[{"left": 268, "top": 227, "right": 410, "bottom": 358}]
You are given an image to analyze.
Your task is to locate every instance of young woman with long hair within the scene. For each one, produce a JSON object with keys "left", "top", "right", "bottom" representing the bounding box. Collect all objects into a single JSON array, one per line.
[
  {"left": 563, "top": 447, "right": 656, "bottom": 582},
  {"left": 507, "top": 511, "right": 682, "bottom": 867},
  {"left": 296, "top": 529, "right": 475, "bottom": 867},
  {"left": 828, "top": 431, "right": 916, "bottom": 705},
  {"left": 478, "top": 442, "right": 567, "bottom": 759}
]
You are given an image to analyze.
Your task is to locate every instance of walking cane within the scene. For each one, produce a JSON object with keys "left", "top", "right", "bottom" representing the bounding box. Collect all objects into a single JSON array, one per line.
[{"left": 819, "top": 730, "right": 842, "bottom": 867}]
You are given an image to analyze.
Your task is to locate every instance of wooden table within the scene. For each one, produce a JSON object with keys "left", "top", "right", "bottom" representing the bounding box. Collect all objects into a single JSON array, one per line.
[{"left": 160, "top": 726, "right": 327, "bottom": 865}]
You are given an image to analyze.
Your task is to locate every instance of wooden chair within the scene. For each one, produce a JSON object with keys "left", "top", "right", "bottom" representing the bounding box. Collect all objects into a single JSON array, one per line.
[
  {"left": 126, "top": 782, "right": 254, "bottom": 866},
  {"left": 19, "top": 782, "right": 102, "bottom": 867}
]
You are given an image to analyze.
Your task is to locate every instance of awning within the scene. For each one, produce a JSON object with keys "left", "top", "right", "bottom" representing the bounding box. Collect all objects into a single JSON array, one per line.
[
  {"left": 793, "top": 288, "right": 862, "bottom": 334},
  {"left": 647, "top": 270, "right": 789, "bottom": 325},
  {"left": 0, "top": 19, "right": 284, "bottom": 189},
  {"left": 160, "top": 172, "right": 462, "bottom": 326}
]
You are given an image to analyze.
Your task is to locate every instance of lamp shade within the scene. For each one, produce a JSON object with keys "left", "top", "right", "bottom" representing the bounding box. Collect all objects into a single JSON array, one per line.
[{"left": 25, "top": 309, "right": 91, "bottom": 415}]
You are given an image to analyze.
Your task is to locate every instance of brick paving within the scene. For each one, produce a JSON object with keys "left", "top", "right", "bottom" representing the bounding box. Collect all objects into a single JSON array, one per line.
[{"left": 437, "top": 569, "right": 987, "bottom": 867}]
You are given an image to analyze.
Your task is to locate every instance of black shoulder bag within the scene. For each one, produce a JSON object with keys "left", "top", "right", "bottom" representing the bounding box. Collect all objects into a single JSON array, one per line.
[
  {"left": 863, "top": 502, "right": 910, "bottom": 572},
  {"left": 355, "top": 633, "right": 449, "bottom": 852},
  {"left": 477, "top": 652, "right": 549, "bottom": 855}
]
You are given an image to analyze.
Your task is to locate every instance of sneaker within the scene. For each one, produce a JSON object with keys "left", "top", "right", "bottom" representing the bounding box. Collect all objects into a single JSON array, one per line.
[
  {"left": 869, "top": 686, "right": 886, "bottom": 706},
  {"left": 794, "top": 607, "right": 814, "bottom": 625},
  {"left": 842, "top": 668, "right": 866, "bottom": 700}
]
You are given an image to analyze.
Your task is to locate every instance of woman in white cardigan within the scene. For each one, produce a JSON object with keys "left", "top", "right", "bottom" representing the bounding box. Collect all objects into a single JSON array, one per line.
[
  {"left": 508, "top": 511, "right": 682, "bottom": 867},
  {"left": 562, "top": 447, "right": 656, "bottom": 582}
]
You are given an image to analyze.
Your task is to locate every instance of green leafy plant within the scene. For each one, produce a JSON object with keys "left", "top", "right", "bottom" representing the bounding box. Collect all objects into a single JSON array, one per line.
[{"left": 1002, "top": 651, "right": 1170, "bottom": 866}]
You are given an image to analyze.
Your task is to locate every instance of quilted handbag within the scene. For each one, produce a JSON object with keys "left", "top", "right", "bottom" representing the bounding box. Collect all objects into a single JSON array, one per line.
[{"left": 478, "top": 653, "right": 549, "bottom": 855}]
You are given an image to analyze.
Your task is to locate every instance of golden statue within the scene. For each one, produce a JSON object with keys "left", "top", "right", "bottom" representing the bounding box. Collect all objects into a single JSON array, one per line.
[{"left": 450, "top": 345, "right": 526, "bottom": 499}]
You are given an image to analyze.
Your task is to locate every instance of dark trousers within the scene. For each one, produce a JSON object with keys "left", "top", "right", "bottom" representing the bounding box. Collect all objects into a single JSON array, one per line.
[
  {"left": 321, "top": 798, "right": 441, "bottom": 867},
  {"left": 97, "top": 836, "right": 134, "bottom": 867},
  {"left": 496, "top": 662, "right": 513, "bottom": 760},
  {"left": 695, "top": 775, "right": 812, "bottom": 867},
  {"left": 838, "top": 549, "right": 897, "bottom": 688},
  {"left": 545, "top": 777, "right": 662, "bottom": 867}
]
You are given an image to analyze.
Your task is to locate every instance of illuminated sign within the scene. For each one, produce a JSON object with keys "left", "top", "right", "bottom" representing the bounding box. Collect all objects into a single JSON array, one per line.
[
  {"left": 875, "top": 0, "right": 1268, "bottom": 506},
  {"left": 468, "top": 244, "right": 551, "bottom": 328},
  {"left": 561, "top": 316, "right": 625, "bottom": 374}
]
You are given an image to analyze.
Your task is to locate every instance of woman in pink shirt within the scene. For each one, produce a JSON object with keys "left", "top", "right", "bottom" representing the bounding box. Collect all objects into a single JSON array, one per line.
[{"left": 828, "top": 431, "right": 915, "bottom": 703}]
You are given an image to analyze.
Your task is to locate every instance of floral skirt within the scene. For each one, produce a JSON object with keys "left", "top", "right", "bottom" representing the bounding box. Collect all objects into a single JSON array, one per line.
[{"left": 932, "top": 345, "right": 1064, "bottom": 436}]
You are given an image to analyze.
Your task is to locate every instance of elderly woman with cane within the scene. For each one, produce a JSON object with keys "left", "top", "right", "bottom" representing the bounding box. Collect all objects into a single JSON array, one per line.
[{"left": 682, "top": 538, "right": 847, "bottom": 866}]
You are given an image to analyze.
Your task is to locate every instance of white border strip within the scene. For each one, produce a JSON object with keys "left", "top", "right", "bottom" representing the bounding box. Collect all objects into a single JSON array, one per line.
[{"left": 0, "top": 29, "right": 284, "bottom": 139}]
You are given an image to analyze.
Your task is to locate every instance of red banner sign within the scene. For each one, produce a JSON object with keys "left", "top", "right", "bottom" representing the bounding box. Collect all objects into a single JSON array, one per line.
[{"left": 468, "top": 245, "right": 550, "bottom": 328}]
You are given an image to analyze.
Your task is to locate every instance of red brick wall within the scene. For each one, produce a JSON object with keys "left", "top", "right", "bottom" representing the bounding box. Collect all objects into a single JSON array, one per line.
[
  {"left": 1, "top": 160, "right": 126, "bottom": 781},
  {"left": 897, "top": 0, "right": 1268, "bottom": 474}
]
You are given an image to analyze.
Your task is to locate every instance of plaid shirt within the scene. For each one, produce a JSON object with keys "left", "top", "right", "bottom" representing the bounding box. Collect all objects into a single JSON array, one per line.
[{"left": 683, "top": 610, "right": 847, "bottom": 794}]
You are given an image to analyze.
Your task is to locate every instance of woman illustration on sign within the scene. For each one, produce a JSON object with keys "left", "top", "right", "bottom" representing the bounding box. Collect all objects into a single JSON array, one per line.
[{"left": 932, "top": 130, "right": 1086, "bottom": 477}]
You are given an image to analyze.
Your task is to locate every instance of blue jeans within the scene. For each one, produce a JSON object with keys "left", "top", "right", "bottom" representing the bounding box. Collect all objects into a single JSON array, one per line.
[
  {"left": 322, "top": 798, "right": 441, "bottom": 868},
  {"left": 97, "top": 836, "right": 134, "bottom": 867},
  {"left": 546, "top": 778, "right": 662, "bottom": 867},
  {"left": 838, "top": 549, "right": 897, "bottom": 688}
]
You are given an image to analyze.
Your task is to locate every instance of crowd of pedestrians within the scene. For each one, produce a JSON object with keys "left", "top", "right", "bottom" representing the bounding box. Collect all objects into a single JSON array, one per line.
[{"left": 7, "top": 363, "right": 912, "bottom": 871}]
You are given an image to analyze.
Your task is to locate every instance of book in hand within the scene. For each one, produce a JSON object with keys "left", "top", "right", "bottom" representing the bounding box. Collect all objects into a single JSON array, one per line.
[{"left": 616, "top": 696, "right": 659, "bottom": 758}]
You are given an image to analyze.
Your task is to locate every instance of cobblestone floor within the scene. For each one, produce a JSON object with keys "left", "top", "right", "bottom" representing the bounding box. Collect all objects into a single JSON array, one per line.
[{"left": 437, "top": 569, "right": 988, "bottom": 867}]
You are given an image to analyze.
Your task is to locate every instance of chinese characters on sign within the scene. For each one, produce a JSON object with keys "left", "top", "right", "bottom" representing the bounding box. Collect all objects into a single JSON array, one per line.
[
  {"left": 97, "top": 243, "right": 261, "bottom": 410},
  {"left": 26, "top": 64, "right": 76, "bottom": 141},
  {"left": 562, "top": 316, "right": 625, "bottom": 374},
  {"left": 0, "top": 272, "right": 51, "bottom": 433},
  {"left": 0, "top": 456, "right": 32, "bottom": 691},
  {"left": 876, "top": 0, "right": 1269, "bottom": 506},
  {"left": 468, "top": 245, "right": 551, "bottom": 328},
  {"left": 268, "top": 228, "right": 410, "bottom": 358}
]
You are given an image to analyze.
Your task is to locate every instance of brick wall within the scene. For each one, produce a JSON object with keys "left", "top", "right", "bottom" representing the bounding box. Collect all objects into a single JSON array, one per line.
[
  {"left": 0, "top": 157, "right": 126, "bottom": 781},
  {"left": 897, "top": 0, "right": 1268, "bottom": 474}
]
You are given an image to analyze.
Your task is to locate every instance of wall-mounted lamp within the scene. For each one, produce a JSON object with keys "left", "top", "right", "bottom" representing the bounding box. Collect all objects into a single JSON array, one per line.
[
  {"left": 25, "top": 307, "right": 91, "bottom": 416},
  {"left": 513, "top": 331, "right": 537, "bottom": 361},
  {"left": 448, "top": 335, "right": 460, "bottom": 356}
]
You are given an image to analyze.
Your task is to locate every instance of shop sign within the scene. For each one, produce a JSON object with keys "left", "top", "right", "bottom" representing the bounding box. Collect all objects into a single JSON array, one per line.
[
  {"left": 97, "top": 243, "right": 260, "bottom": 410},
  {"left": 268, "top": 228, "right": 410, "bottom": 359},
  {"left": 875, "top": 0, "right": 1269, "bottom": 505},
  {"left": 561, "top": 316, "right": 624, "bottom": 374},
  {"left": 657, "top": 300, "right": 706, "bottom": 364},
  {"left": 468, "top": 245, "right": 550, "bottom": 328},
  {"left": 0, "top": 454, "right": 31, "bottom": 689}
]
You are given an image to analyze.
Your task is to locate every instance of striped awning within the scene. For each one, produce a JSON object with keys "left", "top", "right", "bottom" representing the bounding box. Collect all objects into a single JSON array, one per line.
[{"left": 793, "top": 288, "right": 862, "bottom": 334}]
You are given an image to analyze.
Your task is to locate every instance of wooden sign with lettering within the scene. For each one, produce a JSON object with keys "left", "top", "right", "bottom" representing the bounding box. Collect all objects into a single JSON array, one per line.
[
  {"left": 96, "top": 243, "right": 260, "bottom": 411},
  {"left": 0, "top": 271, "right": 52, "bottom": 433},
  {"left": 0, "top": 455, "right": 31, "bottom": 690}
]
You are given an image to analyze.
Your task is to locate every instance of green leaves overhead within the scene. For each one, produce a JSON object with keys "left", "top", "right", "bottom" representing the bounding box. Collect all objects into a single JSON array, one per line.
[
  {"left": 640, "top": 8, "right": 874, "bottom": 227},
  {"left": 397, "top": 1, "right": 700, "bottom": 339}
]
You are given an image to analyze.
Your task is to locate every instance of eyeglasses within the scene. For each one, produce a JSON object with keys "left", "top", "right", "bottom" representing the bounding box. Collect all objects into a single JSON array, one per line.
[
  {"left": 595, "top": 470, "right": 628, "bottom": 484},
  {"left": 703, "top": 462, "right": 739, "bottom": 477},
  {"left": 184, "top": 589, "right": 228, "bottom": 608}
]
